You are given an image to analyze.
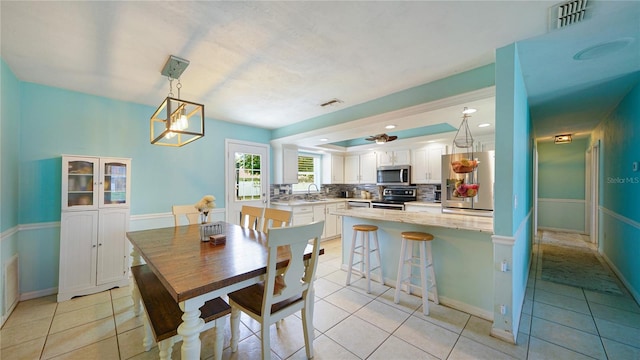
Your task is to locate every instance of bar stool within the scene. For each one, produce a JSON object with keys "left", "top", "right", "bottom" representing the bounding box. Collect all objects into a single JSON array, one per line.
[
  {"left": 394, "top": 231, "right": 439, "bottom": 315},
  {"left": 346, "top": 224, "right": 382, "bottom": 293}
]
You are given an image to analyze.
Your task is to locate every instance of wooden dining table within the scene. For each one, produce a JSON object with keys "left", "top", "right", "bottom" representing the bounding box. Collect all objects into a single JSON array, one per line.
[{"left": 126, "top": 222, "right": 322, "bottom": 360}]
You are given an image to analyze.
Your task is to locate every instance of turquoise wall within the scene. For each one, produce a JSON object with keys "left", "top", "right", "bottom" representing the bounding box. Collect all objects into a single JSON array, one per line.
[
  {"left": 538, "top": 139, "right": 588, "bottom": 199},
  {"left": 19, "top": 82, "right": 272, "bottom": 222},
  {"left": 598, "top": 79, "right": 640, "bottom": 299},
  {"left": 1, "top": 59, "right": 20, "bottom": 232},
  {"left": 494, "top": 43, "right": 534, "bottom": 340},
  {"left": 537, "top": 138, "right": 588, "bottom": 232},
  {"left": 1, "top": 59, "right": 21, "bottom": 318}
]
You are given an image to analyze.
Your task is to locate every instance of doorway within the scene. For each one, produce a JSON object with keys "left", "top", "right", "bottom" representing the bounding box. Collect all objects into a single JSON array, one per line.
[
  {"left": 587, "top": 141, "right": 600, "bottom": 246},
  {"left": 225, "top": 140, "right": 269, "bottom": 225}
]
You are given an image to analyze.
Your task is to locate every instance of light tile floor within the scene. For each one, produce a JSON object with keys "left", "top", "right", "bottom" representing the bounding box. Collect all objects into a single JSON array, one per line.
[{"left": 2, "top": 233, "right": 639, "bottom": 359}]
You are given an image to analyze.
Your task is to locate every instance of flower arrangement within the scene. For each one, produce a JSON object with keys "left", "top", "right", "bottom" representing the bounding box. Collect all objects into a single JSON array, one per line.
[{"left": 195, "top": 195, "right": 216, "bottom": 223}]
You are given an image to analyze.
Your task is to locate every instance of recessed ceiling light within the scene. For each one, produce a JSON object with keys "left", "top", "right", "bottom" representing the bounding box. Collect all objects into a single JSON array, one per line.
[
  {"left": 462, "top": 107, "right": 477, "bottom": 114},
  {"left": 478, "top": 123, "right": 491, "bottom": 128},
  {"left": 319, "top": 138, "right": 329, "bottom": 142},
  {"left": 554, "top": 134, "right": 572, "bottom": 144},
  {"left": 426, "top": 140, "right": 436, "bottom": 143},
  {"left": 385, "top": 124, "right": 396, "bottom": 129}
]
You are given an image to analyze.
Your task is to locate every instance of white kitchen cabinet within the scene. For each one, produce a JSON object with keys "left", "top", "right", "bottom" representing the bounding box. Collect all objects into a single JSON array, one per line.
[
  {"left": 377, "top": 150, "right": 411, "bottom": 166},
  {"left": 322, "top": 153, "right": 344, "bottom": 184},
  {"left": 405, "top": 203, "right": 442, "bottom": 214},
  {"left": 325, "top": 202, "right": 345, "bottom": 239},
  {"left": 58, "top": 155, "right": 131, "bottom": 302},
  {"left": 345, "top": 152, "right": 376, "bottom": 184},
  {"left": 411, "top": 146, "right": 443, "bottom": 184},
  {"left": 273, "top": 144, "right": 299, "bottom": 184},
  {"left": 272, "top": 201, "right": 345, "bottom": 240},
  {"left": 313, "top": 205, "right": 326, "bottom": 238},
  {"left": 291, "top": 205, "right": 314, "bottom": 226}
]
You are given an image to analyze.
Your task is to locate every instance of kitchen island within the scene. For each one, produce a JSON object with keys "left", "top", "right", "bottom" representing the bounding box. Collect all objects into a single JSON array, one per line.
[{"left": 332, "top": 207, "right": 495, "bottom": 320}]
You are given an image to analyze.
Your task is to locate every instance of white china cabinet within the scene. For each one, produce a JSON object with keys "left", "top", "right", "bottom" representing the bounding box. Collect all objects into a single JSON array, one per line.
[{"left": 58, "top": 155, "right": 131, "bottom": 302}]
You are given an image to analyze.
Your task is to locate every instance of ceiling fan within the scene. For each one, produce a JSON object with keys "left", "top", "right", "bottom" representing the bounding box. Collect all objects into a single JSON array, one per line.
[{"left": 365, "top": 133, "right": 398, "bottom": 144}]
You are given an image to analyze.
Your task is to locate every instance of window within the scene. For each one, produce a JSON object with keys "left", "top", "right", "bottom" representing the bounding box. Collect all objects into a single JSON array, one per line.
[
  {"left": 292, "top": 153, "right": 321, "bottom": 192},
  {"left": 234, "top": 152, "right": 262, "bottom": 201}
]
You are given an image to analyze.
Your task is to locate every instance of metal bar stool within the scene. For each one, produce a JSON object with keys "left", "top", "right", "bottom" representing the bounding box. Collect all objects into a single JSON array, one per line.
[
  {"left": 345, "top": 224, "right": 382, "bottom": 293},
  {"left": 394, "top": 231, "right": 439, "bottom": 315}
]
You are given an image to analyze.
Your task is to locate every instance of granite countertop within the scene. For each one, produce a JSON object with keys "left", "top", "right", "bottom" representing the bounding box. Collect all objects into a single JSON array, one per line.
[
  {"left": 271, "top": 198, "right": 348, "bottom": 206},
  {"left": 331, "top": 208, "right": 493, "bottom": 233}
]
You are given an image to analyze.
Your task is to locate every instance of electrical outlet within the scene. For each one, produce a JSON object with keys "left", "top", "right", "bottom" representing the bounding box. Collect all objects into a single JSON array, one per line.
[{"left": 500, "top": 304, "right": 507, "bottom": 315}]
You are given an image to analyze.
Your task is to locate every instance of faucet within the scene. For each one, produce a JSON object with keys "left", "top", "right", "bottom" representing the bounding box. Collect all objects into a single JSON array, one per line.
[{"left": 307, "top": 184, "right": 319, "bottom": 198}]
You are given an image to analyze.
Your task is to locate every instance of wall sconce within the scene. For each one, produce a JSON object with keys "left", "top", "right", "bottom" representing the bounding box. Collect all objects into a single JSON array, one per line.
[
  {"left": 554, "top": 134, "right": 572, "bottom": 144},
  {"left": 150, "top": 55, "right": 204, "bottom": 147}
]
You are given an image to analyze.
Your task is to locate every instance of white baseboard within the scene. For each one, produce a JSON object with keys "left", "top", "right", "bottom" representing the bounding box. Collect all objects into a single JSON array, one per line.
[
  {"left": 601, "top": 253, "right": 640, "bottom": 306},
  {"left": 20, "top": 287, "right": 58, "bottom": 302}
]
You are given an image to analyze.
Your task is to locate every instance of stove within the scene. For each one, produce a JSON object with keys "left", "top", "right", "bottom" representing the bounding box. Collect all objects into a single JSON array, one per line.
[{"left": 371, "top": 187, "right": 417, "bottom": 210}]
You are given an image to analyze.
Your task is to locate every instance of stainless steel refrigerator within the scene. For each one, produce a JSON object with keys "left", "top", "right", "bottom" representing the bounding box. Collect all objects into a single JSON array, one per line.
[{"left": 441, "top": 150, "right": 494, "bottom": 215}]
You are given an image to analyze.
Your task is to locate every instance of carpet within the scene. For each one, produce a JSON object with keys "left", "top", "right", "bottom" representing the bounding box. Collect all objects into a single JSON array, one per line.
[{"left": 541, "top": 244, "right": 623, "bottom": 295}]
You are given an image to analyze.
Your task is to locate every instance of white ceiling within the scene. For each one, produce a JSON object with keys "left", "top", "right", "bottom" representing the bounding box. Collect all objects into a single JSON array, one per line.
[{"left": 2, "top": 1, "right": 638, "bottom": 148}]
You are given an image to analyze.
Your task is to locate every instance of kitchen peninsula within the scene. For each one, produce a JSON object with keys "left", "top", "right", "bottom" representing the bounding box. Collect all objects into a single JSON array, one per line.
[{"left": 332, "top": 207, "right": 495, "bottom": 320}]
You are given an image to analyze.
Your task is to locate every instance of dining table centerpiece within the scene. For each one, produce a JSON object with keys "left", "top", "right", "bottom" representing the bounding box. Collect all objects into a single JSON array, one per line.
[
  {"left": 195, "top": 195, "right": 216, "bottom": 224},
  {"left": 195, "top": 195, "right": 217, "bottom": 241}
]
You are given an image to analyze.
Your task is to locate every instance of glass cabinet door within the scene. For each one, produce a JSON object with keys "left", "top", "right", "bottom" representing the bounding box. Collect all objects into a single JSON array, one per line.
[
  {"left": 100, "top": 159, "right": 131, "bottom": 207},
  {"left": 64, "top": 158, "right": 98, "bottom": 210}
]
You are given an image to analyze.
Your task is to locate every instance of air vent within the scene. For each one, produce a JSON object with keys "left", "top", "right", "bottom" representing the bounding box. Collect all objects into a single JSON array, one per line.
[
  {"left": 320, "top": 98, "right": 343, "bottom": 107},
  {"left": 549, "top": 0, "right": 588, "bottom": 30}
]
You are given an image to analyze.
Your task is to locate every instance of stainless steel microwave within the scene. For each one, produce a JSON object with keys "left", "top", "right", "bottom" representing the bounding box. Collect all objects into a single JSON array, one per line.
[{"left": 376, "top": 165, "right": 411, "bottom": 186}]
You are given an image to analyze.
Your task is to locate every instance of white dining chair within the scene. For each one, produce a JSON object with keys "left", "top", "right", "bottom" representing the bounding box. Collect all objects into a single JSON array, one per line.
[
  {"left": 239, "top": 205, "right": 264, "bottom": 230},
  {"left": 172, "top": 204, "right": 206, "bottom": 226},
  {"left": 262, "top": 208, "right": 292, "bottom": 233},
  {"left": 228, "top": 221, "right": 325, "bottom": 360}
]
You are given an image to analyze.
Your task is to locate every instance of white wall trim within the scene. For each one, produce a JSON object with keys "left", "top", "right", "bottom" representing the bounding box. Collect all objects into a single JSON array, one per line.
[
  {"left": 492, "top": 235, "right": 514, "bottom": 246},
  {"left": 601, "top": 252, "right": 640, "bottom": 307},
  {"left": 0, "top": 226, "right": 19, "bottom": 241},
  {"left": 537, "top": 198, "right": 585, "bottom": 204},
  {"left": 492, "top": 209, "right": 532, "bottom": 246},
  {"left": 20, "top": 287, "right": 58, "bottom": 301},
  {"left": 538, "top": 226, "right": 586, "bottom": 234},
  {"left": 130, "top": 208, "right": 227, "bottom": 222},
  {"left": 19, "top": 221, "right": 60, "bottom": 231},
  {"left": 601, "top": 206, "right": 640, "bottom": 229}
]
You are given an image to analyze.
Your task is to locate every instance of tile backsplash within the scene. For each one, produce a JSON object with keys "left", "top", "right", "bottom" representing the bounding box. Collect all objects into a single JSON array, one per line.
[{"left": 270, "top": 183, "right": 439, "bottom": 202}]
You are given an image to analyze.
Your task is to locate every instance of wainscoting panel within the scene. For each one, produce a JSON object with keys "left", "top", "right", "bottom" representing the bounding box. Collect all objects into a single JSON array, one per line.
[{"left": 538, "top": 198, "right": 585, "bottom": 233}]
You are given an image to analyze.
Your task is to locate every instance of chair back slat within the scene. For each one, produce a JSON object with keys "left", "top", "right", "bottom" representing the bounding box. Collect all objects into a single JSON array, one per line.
[
  {"left": 240, "top": 205, "right": 264, "bottom": 230},
  {"left": 262, "top": 208, "right": 292, "bottom": 233},
  {"left": 263, "top": 221, "right": 324, "bottom": 311},
  {"left": 172, "top": 204, "right": 205, "bottom": 226}
]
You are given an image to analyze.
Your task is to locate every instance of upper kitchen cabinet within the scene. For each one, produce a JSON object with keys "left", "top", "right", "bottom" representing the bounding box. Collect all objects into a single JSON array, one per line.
[
  {"left": 411, "top": 145, "right": 444, "bottom": 184},
  {"left": 345, "top": 152, "right": 376, "bottom": 184},
  {"left": 322, "top": 153, "right": 344, "bottom": 184},
  {"left": 377, "top": 150, "right": 410, "bottom": 166},
  {"left": 273, "top": 144, "right": 298, "bottom": 184}
]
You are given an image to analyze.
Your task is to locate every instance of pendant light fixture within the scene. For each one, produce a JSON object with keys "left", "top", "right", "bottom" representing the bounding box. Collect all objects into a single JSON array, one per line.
[
  {"left": 150, "top": 55, "right": 204, "bottom": 147},
  {"left": 453, "top": 107, "right": 476, "bottom": 149}
]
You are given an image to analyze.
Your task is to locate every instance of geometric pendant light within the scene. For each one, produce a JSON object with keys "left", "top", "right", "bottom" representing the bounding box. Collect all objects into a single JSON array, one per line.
[{"left": 150, "top": 55, "right": 205, "bottom": 146}]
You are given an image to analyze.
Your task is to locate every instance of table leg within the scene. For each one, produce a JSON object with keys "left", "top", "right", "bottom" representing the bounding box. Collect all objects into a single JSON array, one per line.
[
  {"left": 130, "top": 247, "right": 142, "bottom": 316},
  {"left": 178, "top": 299, "right": 205, "bottom": 360}
]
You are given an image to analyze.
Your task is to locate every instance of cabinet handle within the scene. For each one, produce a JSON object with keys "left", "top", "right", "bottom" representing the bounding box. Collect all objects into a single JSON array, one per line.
[
  {"left": 98, "top": 243, "right": 102, "bottom": 247},
  {"left": 92, "top": 244, "right": 97, "bottom": 248}
]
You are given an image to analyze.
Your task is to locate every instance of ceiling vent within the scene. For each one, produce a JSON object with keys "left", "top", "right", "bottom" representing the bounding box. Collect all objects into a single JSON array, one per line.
[{"left": 549, "top": 0, "right": 588, "bottom": 30}]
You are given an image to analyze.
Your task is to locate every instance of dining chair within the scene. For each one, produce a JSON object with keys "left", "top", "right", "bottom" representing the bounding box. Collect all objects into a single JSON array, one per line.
[
  {"left": 172, "top": 204, "right": 205, "bottom": 226},
  {"left": 228, "top": 221, "right": 325, "bottom": 360},
  {"left": 262, "top": 208, "right": 292, "bottom": 233},
  {"left": 239, "top": 205, "right": 264, "bottom": 230}
]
